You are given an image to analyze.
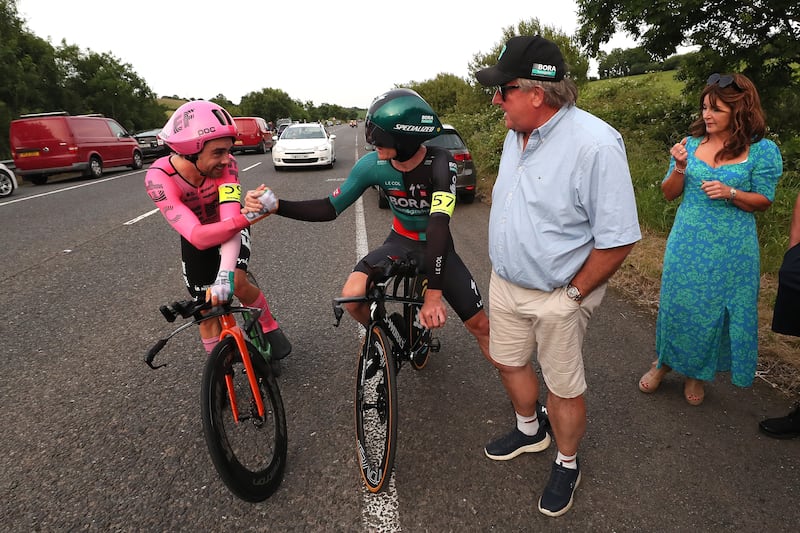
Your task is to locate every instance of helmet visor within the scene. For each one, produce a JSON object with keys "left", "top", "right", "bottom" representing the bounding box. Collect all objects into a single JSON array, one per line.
[{"left": 365, "top": 120, "right": 394, "bottom": 148}]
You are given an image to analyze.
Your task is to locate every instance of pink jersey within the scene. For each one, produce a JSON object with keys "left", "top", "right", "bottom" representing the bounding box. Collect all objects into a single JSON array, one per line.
[{"left": 144, "top": 155, "right": 249, "bottom": 250}]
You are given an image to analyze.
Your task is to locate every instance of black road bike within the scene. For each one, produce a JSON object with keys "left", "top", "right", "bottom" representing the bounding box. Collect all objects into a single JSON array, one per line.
[{"left": 333, "top": 254, "right": 440, "bottom": 492}]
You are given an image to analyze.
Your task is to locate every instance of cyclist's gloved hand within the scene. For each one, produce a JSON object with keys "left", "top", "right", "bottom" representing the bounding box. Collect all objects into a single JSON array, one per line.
[
  {"left": 256, "top": 188, "right": 278, "bottom": 214},
  {"left": 209, "top": 269, "right": 234, "bottom": 302},
  {"left": 243, "top": 186, "right": 278, "bottom": 222}
]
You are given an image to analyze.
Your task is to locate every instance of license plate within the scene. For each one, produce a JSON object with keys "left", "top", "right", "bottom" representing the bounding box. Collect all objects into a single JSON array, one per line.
[
  {"left": 234, "top": 140, "right": 243, "bottom": 145},
  {"left": 19, "top": 151, "right": 39, "bottom": 157}
]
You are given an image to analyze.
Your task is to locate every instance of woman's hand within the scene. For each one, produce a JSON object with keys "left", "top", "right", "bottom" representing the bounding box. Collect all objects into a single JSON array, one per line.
[
  {"left": 671, "top": 139, "right": 688, "bottom": 170},
  {"left": 700, "top": 180, "right": 734, "bottom": 201}
]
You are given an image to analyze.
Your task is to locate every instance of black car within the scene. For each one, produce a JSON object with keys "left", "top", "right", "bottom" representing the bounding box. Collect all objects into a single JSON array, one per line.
[{"left": 134, "top": 129, "right": 170, "bottom": 159}]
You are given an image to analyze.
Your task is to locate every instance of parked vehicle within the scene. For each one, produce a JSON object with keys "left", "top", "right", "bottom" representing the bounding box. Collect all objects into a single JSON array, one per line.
[
  {"left": 424, "top": 124, "right": 477, "bottom": 203},
  {"left": 272, "top": 122, "right": 336, "bottom": 170},
  {"left": 133, "top": 128, "right": 170, "bottom": 159},
  {"left": 10, "top": 112, "right": 143, "bottom": 185},
  {"left": 276, "top": 118, "right": 293, "bottom": 138},
  {"left": 232, "top": 117, "right": 274, "bottom": 154},
  {"left": 0, "top": 161, "right": 18, "bottom": 198}
]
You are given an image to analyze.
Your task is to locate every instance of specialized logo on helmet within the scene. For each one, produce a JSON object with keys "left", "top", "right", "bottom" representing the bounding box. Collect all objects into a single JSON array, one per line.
[
  {"left": 531, "top": 63, "right": 557, "bottom": 78},
  {"left": 393, "top": 124, "right": 436, "bottom": 133}
]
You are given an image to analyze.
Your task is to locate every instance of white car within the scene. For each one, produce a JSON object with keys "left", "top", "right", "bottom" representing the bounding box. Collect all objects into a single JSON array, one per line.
[
  {"left": 0, "top": 161, "right": 18, "bottom": 198},
  {"left": 272, "top": 123, "right": 336, "bottom": 170}
]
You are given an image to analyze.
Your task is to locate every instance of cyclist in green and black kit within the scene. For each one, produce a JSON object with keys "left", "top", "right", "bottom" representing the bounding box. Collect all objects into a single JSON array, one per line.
[{"left": 247, "top": 88, "right": 490, "bottom": 360}]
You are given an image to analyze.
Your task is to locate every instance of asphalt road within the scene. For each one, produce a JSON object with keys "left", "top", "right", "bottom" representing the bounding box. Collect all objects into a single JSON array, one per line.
[{"left": 1, "top": 124, "right": 798, "bottom": 532}]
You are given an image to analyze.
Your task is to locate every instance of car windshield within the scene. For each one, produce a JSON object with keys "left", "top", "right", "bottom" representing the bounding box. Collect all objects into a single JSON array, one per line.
[
  {"left": 282, "top": 126, "right": 325, "bottom": 140},
  {"left": 424, "top": 132, "right": 466, "bottom": 151}
]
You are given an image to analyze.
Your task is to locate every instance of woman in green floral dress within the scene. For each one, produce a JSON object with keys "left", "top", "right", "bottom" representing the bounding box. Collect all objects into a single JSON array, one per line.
[{"left": 638, "top": 73, "right": 783, "bottom": 405}]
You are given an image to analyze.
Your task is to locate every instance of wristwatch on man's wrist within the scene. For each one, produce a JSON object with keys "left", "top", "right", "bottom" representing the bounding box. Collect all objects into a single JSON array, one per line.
[{"left": 566, "top": 283, "right": 583, "bottom": 302}]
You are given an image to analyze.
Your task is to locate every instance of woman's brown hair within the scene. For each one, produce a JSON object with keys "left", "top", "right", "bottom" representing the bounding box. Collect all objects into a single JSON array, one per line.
[{"left": 688, "top": 73, "right": 767, "bottom": 163}]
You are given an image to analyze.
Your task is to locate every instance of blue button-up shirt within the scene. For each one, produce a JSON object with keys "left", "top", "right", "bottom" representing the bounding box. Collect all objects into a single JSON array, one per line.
[{"left": 489, "top": 105, "right": 641, "bottom": 291}]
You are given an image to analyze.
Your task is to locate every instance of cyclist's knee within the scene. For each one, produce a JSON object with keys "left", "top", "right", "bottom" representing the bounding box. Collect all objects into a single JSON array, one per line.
[
  {"left": 464, "top": 310, "right": 489, "bottom": 339},
  {"left": 341, "top": 271, "right": 367, "bottom": 299},
  {"left": 233, "top": 269, "right": 259, "bottom": 301}
]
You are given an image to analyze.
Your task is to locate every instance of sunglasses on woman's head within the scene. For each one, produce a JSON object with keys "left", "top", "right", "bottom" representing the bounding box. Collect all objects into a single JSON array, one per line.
[{"left": 707, "top": 73, "right": 741, "bottom": 90}]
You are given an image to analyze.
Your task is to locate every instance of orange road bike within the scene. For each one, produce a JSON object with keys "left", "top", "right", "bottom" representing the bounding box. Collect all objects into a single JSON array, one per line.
[
  {"left": 332, "top": 254, "right": 440, "bottom": 492},
  {"left": 146, "top": 297, "right": 287, "bottom": 502}
]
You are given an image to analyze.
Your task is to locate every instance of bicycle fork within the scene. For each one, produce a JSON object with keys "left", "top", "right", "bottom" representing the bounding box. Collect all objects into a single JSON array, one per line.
[{"left": 218, "top": 313, "right": 265, "bottom": 422}]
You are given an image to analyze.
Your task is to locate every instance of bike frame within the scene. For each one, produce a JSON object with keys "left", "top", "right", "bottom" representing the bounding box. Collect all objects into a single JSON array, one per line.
[
  {"left": 217, "top": 312, "right": 266, "bottom": 422},
  {"left": 146, "top": 301, "right": 266, "bottom": 423}
]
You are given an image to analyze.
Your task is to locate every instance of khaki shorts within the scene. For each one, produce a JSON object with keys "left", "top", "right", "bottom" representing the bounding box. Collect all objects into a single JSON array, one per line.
[{"left": 488, "top": 270, "right": 606, "bottom": 398}]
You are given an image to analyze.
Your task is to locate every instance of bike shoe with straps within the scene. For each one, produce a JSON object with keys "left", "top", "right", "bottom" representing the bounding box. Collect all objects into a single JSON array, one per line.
[{"left": 265, "top": 328, "right": 292, "bottom": 360}]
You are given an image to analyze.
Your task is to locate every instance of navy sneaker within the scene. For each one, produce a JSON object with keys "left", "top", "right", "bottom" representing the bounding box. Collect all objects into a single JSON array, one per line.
[
  {"left": 485, "top": 423, "right": 551, "bottom": 461},
  {"left": 538, "top": 459, "right": 581, "bottom": 517},
  {"left": 265, "top": 328, "right": 292, "bottom": 360}
]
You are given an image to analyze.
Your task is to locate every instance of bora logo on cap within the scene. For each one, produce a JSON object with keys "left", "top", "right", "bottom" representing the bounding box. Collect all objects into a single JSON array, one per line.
[{"left": 531, "top": 63, "right": 557, "bottom": 78}]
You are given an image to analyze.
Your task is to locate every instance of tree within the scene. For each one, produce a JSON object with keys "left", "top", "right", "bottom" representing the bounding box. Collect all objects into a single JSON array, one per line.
[
  {"left": 598, "top": 47, "right": 659, "bottom": 78},
  {"left": 239, "top": 88, "right": 306, "bottom": 124},
  {"left": 576, "top": 0, "right": 800, "bottom": 135}
]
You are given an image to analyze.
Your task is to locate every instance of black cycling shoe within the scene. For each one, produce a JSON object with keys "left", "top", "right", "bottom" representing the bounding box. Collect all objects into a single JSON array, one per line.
[{"left": 265, "top": 328, "right": 292, "bottom": 360}]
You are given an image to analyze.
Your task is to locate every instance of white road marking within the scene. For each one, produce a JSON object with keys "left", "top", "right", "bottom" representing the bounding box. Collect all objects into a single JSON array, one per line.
[{"left": 354, "top": 196, "right": 402, "bottom": 532}]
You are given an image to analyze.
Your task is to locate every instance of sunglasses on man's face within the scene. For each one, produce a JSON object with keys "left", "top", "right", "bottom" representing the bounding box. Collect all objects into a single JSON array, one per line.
[
  {"left": 497, "top": 85, "right": 521, "bottom": 101},
  {"left": 707, "top": 73, "right": 741, "bottom": 90}
]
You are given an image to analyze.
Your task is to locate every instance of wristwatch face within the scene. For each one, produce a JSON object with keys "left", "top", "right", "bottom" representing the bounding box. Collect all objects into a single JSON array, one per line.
[{"left": 566, "top": 284, "right": 581, "bottom": 301}]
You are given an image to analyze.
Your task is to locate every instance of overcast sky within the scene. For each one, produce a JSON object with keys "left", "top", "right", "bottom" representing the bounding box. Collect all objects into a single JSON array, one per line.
[{"left": 16, "top": 0, "right": 634, "bottom": 109}]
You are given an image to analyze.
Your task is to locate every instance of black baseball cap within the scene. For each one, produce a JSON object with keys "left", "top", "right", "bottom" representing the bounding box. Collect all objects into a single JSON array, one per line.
[{"left": 475, "top": 35, "right": 566, "bottom": 86}]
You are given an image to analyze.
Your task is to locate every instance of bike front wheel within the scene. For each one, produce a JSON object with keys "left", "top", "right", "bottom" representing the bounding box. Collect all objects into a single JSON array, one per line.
[
  {"left": 201, "top": 337, "right": 288, "bottom": 502},
  {"left": 355, "top": 325, "right": 398, "bottom": 493}
]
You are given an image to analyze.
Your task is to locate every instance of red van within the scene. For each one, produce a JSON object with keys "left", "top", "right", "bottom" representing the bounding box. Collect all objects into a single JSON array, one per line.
[
  {"left": 9, "top": 112, "right": 143, "bottom": 185},
  {"left": 232, "top": 117, "right": 274, "bottom": 154}
]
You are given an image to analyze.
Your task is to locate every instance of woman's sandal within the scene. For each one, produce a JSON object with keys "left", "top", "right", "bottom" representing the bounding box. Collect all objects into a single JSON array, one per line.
[
  {"left": 684, "top": 378, "right": 705, "bottom": 406},
  {"left": 639, "top": 361, "right": 671, "bottom": 393}
]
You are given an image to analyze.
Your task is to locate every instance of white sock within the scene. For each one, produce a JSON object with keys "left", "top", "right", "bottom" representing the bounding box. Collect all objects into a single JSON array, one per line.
[
  {"left": 556, "top": 451, "right": 578, "bottom": 470},
  {"left": 516, "top": 411, "right": 540, "bottom": 436}
]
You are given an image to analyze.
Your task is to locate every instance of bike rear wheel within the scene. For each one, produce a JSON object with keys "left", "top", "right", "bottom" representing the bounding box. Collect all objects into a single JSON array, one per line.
[
  {"left": 355, "top": 325, "right": 398, "bottom": 493},
  {"left": 201, "top": 337, "right": 288, "bottom": 502}
]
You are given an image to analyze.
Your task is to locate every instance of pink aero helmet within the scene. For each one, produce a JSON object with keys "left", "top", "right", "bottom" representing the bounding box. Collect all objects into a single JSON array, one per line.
[{"left": 158, "top": 101, "right": 238, "bottom": 155}]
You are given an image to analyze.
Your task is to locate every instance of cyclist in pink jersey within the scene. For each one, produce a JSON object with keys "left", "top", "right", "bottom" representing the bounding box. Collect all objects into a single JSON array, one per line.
[{"left": 144, "top": 101, "right": 290, "bottom": 359}]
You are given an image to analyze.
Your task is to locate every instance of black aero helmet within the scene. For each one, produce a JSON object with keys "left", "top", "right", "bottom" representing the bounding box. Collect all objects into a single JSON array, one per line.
[{"left": 365, "top": 88, "right": 442, "bottom": 161}]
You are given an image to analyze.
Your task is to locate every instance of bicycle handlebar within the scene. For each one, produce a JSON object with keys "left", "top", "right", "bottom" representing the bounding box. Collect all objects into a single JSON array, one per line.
[
  {"left": 332, "top": 255, "right": 426, "bottom": 328},
  {"left": 146, "top": 299, "right": 262, "bottom": 369}
]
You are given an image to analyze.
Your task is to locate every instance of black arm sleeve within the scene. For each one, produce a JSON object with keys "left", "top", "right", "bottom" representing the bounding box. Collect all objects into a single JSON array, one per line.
[
  {"left": 424, "top": 213, "right": 451, "bottom": 290},
  {"left": 276, "top": 198, "right": 338, "bottom": 221}
]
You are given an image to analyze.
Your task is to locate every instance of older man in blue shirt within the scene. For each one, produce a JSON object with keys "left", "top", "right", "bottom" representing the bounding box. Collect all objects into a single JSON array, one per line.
[{"left": 476, "top": 35, "right": 641, "bottom": 517}]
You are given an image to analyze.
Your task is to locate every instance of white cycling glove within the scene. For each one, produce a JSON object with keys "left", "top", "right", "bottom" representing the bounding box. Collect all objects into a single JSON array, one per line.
[
  {"left": 257, "top": 188, "right": 278, "bottom": 213},
  {"left": 209, "top": 269, "right": 234, "bottom": 302},
  {"left": 243, "top": 188, "right": 278, "bottom": 222}
]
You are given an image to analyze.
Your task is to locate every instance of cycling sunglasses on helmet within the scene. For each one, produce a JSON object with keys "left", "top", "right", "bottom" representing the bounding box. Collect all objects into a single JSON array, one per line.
[{"left": 706, "top": 73, "right": 741, "bottom": 91}]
